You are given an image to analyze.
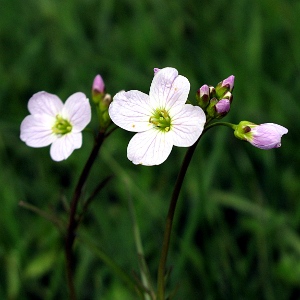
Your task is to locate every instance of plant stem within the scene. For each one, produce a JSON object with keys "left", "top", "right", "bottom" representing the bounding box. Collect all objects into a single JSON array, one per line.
[
  {"left": 156, "top": 122, "right": 221, "bottom": 299},
  {"left": 65, "top": 130, "right": 106, "bottom": 300},
  {"left": 156, "top": 138, "right": 200, "bottom": 300}
]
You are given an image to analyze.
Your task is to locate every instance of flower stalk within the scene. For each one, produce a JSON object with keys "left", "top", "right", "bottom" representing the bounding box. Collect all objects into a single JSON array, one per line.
[
  {"left": 156, "top": 137, "right": 200, "bottom": 299},
  {"left": 156, "top": 121, "right": 234, "bottom": 299},
  {"left": 156, "top": 123, "right": 214, "bottom": 299},
  {"left": 65, "top": 129, "right": 106, "bottom": 300}
]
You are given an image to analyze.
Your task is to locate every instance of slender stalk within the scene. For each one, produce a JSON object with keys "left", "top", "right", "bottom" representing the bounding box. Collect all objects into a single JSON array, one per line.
[
  {"left": 156, "top": 138, "right": 200, "bottom": 300},
  {"left": 156, "top": 122, "right": 224, "bottom": 299},
  {"left": 65, "top": 130, "right": 106, "bottom": 300}
]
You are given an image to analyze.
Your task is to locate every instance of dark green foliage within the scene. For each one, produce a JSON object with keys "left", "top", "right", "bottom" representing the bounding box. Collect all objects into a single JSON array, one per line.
[{"left": 0, "top": 0, "right": 299, "bottom": 299}]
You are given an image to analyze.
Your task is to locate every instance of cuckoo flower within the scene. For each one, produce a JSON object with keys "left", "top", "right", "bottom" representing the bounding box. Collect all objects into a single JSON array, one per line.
[
  {"left": 20, "top": 92, "right": 91, "bottom": 161},
  {"left": 234, "top": 121, "right": 288, "bottom": 150},
  {"left": 109, "top": 67, "right": 206, "bottom": 166}
]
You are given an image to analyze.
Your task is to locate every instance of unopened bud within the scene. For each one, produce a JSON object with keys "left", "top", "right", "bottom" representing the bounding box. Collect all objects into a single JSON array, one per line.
[
  {"left": 234, "top": 121, "right": 288, "bottom": 150},
  {"left": 196, "top": 84, "right": 210, "bottom": 109},
  {"left": 92, "top": 74, "right": 105, "bottom": 104},
  {"left": 221, "top": 75, "right": 235, "bottom": 92},
  {"left": 215, "top": 99, "right": 230, "bottom": 118},
  {"left": 215, "top": 75, "right": 235, "bottom": 98}
]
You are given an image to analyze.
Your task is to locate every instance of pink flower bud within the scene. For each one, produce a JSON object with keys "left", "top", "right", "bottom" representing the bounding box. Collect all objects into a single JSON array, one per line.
[
  {"left": 196, "top": 84, "right": 210, "bottom": 109},
  {"left": 234, "top": 121, "right": 288, "bottom": 150},
  {"left": 215, "top": 99, "right": 230, "bottom": 115},
  {"left": 222, "top": 75, "right": 235, "bottom": 92},
  {"left": 198, "top": 84, "right": 210, "bottom": 98},
  {"left": 92, "top": 74, "right": 105, "bottom": 95}
]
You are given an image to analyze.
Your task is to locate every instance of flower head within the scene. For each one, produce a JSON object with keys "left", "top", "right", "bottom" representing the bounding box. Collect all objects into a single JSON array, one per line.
[
  {"left": 20, "top": 92, "right": 91, "bottom": 161},
  {"left": 109, "top": 67, "right": 206, "bottom": 166},
  {"left": 234, "top": 121, "right": 288, "bottom": 150}
]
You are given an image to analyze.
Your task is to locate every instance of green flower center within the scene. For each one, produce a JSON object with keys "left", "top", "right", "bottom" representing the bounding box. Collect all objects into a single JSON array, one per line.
[
  {"left": 52, "top": 115, "right": 72, "bottom": 135},
  {"left": 149, "top": 109, "right": 171, "bottom": 132}
]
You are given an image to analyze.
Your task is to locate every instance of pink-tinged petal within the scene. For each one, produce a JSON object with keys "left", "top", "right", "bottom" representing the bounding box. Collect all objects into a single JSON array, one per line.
[
  {"left": 127, "top": 129, "right": 173, "bottom": 166},
  {"left": 171, "top": 105, "right": 206, "bottom": 147},
  {"left": 251, "top": 123, "right": 288, "bottom": 149},
  {"left": 264, "top": 123, "right": 288, "bottom": 135},
  {"left": 109, "top": 90, "right": 153, "bottom": 132},
  {"left": 20, "top": 114, "right": 57, "bottom": 147},
  {"left": 50, "top": 132, "right": 82, "bottom": 161},
  {"left": 153, "top": 68, "right": 160, "bottom": 75},
  {"left": 62, "top": 92, "right": 91, "bottom": 132},
  {"left": 149, "top": 67, "right": 190, "bottom": 110},
  {"left": 28, "top": 92, "right": 63, "bottom": 116},
  {"left": 150, "top": 67, "right": 190, "bottom": 110}
]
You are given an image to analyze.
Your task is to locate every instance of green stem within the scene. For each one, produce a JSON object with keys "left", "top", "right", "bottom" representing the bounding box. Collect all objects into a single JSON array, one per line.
[
  {"left": 204, "top": 121, "right": 236, "bottom": 131},
  {"left": 65, "top": 130, "right": 106, "bottom": 300},
  {"left": 156, "top": 121, "right": 229, "bottom": 299},
  {"left": 156, "top": 138, "right": 200, "bottom": 300}
]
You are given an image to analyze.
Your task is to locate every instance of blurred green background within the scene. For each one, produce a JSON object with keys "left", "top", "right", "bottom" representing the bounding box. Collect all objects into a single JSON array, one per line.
[{"left": 0, "top": 0, "right": 299, "bottom": 299}]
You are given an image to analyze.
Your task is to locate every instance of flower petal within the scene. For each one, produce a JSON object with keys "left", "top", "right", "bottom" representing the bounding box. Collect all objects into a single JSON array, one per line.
[
  {"left": 264, "top": 123, "right": 288, "bottom": 135},
  {"left": 251, "top": 123, "right": 288, "bottom": 150},
  {"left": 20, "top": 114, "right": 57, "bottom": 147},
  {"left": 62, "top": 92, "right": 91, "bottom": 132},
  {"left": 50, "top": 132, "right": 82, "bottom": 161},
  {"left": 28, "top": 92, "right": 63, "bottom": 116},
  {"left": 149, "top": 67, "right": 190, "bottom": 110},
  {"left": 171, "top": 104, "right": 206, "bottom": 147},
  {"left": 127, "top": 129, "right": 173, "bottom": 166},
  {"left": 109, "top": 90, "right": 153, "bottom": 132}
]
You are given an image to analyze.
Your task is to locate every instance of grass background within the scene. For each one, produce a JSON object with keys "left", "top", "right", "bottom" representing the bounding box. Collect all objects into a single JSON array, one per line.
[{"left": 0, "top": 0, "right": 299, "bottom": 299}]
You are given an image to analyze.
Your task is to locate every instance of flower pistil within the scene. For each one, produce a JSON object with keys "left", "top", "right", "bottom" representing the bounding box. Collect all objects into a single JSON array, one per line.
[
  {"left": 149, "top": 109, "right": 171, "bottom": 132},
  {"left": 52, "top": 115, "right": 72, "bottom": 135}
]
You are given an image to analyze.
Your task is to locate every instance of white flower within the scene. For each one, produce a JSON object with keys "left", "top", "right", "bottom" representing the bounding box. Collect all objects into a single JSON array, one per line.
[
  {"left": 109, "top": 67, "right": 206, "bottom": 166},
  {"left": 20, "top": 91, "right": 91, "bottom": 161}
]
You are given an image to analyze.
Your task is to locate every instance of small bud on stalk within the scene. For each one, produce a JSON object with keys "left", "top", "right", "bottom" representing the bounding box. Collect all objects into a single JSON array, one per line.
[
  {"left": 92, "top": 75, "right": 105, "bottom": 104},
  {"left": 234, "top": 121, "right": 288, "bottom": 150}
]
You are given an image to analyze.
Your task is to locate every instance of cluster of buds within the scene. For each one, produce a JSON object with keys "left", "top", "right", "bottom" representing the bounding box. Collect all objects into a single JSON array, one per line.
[
  {"left": 92, "top": 74, "right": 112, "bottom": 129},
  {"left": 196, "top": 75, "right": 234, "bottom": 119}
]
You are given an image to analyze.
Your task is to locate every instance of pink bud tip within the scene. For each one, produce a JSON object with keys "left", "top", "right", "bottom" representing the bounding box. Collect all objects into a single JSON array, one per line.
[
  {"left": 198, "top": 84, "right": 210, "bottom": 97},
  {"left": 222, "top": 75, "right": 235, "bottom": 92},
  {"left": 93, "top": 74, "right": 105, "bottom": 94},
  {"left": 215, "top": 99, "right": 230, "bottom": 114}
]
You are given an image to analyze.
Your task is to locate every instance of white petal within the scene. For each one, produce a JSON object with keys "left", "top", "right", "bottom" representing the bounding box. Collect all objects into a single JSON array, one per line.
[
  {"left": 50, "top": 132, "right": 82, "bottom": 161},
  {"left": 20, "top": 114, "right": 57, "bottom": 147},
  {"left": 127, "top": 129, "right": 173, "bottom": 166},
  {"left": 149, "top": 67, "right": 190, "bottom": 110},
  {"left": 28, "top": 92, "right": 63, "bottom": 116},
  {"left": 171, "top": 104, "right": 206, "bottom": 147},
  {"left": 62, "top": 92, "right": 91, "bottom": 132},
  {"left": 109, "top": 90, "right": 154, "bottom": 132}
]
